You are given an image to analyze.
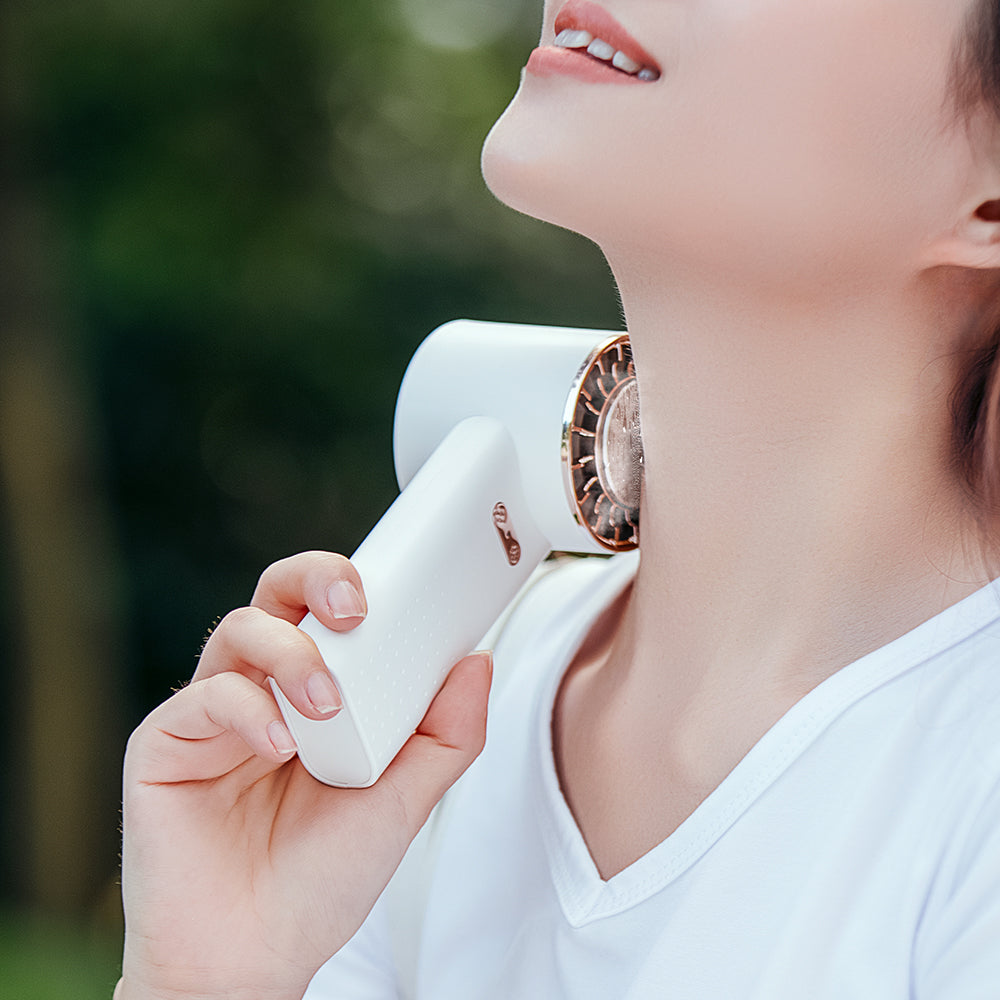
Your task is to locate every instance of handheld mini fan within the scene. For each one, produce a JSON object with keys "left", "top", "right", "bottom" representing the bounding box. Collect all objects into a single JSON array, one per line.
[{"left": 272, "top": 319, "right": 641, "bottom": 787}]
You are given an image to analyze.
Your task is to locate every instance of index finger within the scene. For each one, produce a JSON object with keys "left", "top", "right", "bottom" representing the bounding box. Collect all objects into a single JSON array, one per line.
[{"left": 251, "top": 550, "right": 368, "bottom": 632}]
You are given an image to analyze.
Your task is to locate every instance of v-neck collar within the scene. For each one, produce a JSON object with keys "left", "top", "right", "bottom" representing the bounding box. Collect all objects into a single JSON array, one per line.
[{"left": 529, "top": 557, "right": 1000, "bottom": 927}]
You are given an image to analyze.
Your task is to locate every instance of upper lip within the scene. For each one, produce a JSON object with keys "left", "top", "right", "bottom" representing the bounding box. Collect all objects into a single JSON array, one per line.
[{"left": 553, "top": 0, "right": 661, "bottom": 75}]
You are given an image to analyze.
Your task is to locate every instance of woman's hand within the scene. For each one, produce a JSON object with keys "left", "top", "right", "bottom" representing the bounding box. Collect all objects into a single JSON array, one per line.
[{"left": 117, "top": 551, "right": 492, "bottom": 1000}]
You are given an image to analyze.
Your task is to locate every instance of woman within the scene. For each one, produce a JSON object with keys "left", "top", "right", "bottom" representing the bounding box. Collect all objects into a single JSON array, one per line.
[{"left": 116, "top": 1, "right": 1000, "bottom": 996}]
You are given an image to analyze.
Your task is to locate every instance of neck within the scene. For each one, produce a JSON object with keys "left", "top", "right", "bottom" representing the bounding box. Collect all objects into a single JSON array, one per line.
[{"left": 608, "top": 255, "right": 990, "bottom": 711}]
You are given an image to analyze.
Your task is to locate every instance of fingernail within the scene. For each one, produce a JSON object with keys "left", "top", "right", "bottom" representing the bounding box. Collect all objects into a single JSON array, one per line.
[
  {"left": 307, "top": 671, "right": 343, "bottom": 716},
  {"left": 268, "top": 721, "right": 297, "bottom": 756},
  {"left": 473, "top": 650, "right": 494, "bottom": 674},
  {"left": 326, "top": 579, "right": 366, "bottom": 620}
]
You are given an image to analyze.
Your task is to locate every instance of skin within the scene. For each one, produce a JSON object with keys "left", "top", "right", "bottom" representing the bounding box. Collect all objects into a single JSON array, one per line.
[
  {"left": 485, "top": 0, "right": 1000, "bottom": 877},
  {"left": 117, "top": 552, "right": 491, "bottom": 999},
  {"left": 119, "top": 0, "right": 1000, "bottom": 994}
]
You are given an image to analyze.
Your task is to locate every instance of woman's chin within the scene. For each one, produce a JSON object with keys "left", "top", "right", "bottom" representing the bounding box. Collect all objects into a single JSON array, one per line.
[
  {"left": 480, "top": 93, "right": 663, "bottom": 254},
  {"left": 482, "top": 116, "right": 555, "bottom": 225},
  {"left": 479, "top": 94, "right": 594, "bottom": 234}
]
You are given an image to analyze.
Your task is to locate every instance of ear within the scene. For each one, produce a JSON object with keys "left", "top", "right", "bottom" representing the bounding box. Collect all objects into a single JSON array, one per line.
[{"left": 922, "top": 197, "right": 1000, "bottom": 271}]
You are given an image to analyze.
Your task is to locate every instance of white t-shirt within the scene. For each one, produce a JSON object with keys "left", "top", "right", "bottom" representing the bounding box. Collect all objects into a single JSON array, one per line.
[{"left": 307, "top": 552, "right": 1000, "bottom": 999}]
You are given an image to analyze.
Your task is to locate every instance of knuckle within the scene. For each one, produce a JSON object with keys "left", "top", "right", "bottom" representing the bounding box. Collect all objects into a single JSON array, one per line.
[
  {"left": 203, "top": 670, "right": 258, "bottom": 714},
  {"left": 203, "top": 669, "right": 239, "bottom": 696},
  {"left": 221, "top": 605, "right": 264, "bottom": 632},
  {"left": 270, "top": 627, "right": 316, "bottom": 668},
  {"left": 204, "top": 606, "right": 264, "bottom": 653},
  {"left": 255, "top": 555, "right": 293, "bottom": 589}
]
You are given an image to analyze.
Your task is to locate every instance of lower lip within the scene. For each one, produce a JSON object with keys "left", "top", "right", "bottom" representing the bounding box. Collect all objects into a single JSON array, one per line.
[{"left": 526, "top": 46, "right": 646, "bottom": 85}]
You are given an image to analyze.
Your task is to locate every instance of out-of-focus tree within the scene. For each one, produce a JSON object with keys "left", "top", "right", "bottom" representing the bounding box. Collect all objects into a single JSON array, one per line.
[
  {"left": 1, "top": 0, "right": 128, "bottom": 917},
  {"left": 0, "top": 0, "right": 619, "bottom": 920}
]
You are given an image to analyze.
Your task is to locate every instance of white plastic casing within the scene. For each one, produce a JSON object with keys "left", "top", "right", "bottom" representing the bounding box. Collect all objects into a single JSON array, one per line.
[
  {"left": 274, "top": 320, "right": 616, "bottom": 787},
  {"left": 273, "top": 415, "right": 548, "bottom": 786},
  {"left": 393, "top": 319, "right": 615, "bottom": 554}
]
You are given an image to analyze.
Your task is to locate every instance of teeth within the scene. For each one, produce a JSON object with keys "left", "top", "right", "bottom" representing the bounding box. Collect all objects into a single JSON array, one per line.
[
  {"left": 554, "top": 28, "right": 659, "bottom": 81},
  {"left": 586, "top": 38, "right": 616, "bottom": 61},
  {"left": 555, "top": 29, "right": 594, "bottom": 48},
  {"left": 611, "top": 50, "right": 641, "bottom": 75}
]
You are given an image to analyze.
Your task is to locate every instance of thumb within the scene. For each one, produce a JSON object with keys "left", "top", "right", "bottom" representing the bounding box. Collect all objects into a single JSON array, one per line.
[{"left": 376, "top": 650, "right": 493, "bottom": 835}]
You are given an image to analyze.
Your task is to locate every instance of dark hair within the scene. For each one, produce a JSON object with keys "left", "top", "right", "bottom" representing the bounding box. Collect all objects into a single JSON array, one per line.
[
  {"left": 952, "top": 0, "right": 1000, "bottom": 110},
  {"left": 951, "top": 0, "right": 1000, "bottom": 535}
]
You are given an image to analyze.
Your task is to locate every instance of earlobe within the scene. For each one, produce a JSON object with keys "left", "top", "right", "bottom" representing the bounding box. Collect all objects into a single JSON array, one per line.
[{"left": 923, "top": 199, "right": 1000, "bottom": 271}]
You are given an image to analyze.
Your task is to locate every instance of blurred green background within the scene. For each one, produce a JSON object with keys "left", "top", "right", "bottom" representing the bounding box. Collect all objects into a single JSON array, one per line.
[{"left": 0, "top": 0, "right": 619, "bottom": 994}]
